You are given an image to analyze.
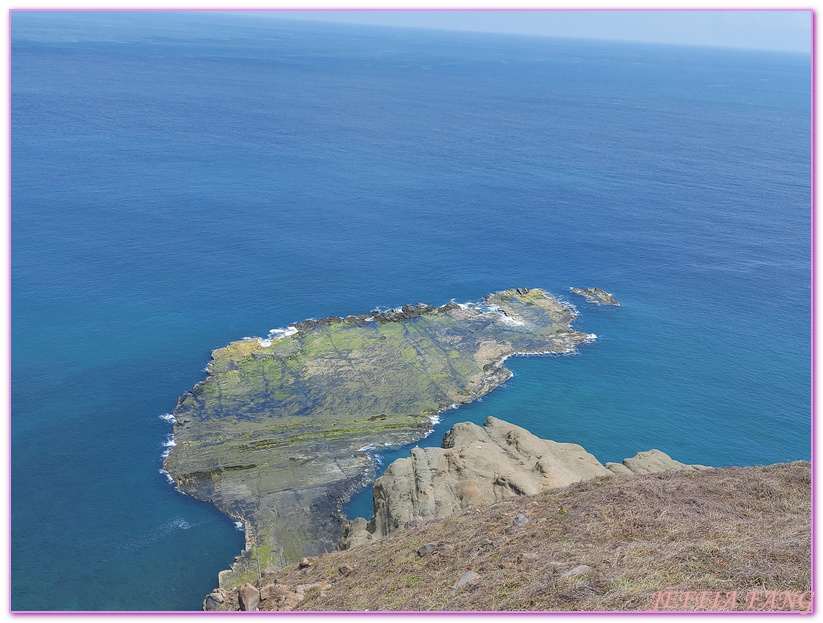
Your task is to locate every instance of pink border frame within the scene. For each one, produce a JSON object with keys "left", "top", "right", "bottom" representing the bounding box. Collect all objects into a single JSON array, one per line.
[{"left": 6, "top": 7, "right": 816, "bottom": 616}]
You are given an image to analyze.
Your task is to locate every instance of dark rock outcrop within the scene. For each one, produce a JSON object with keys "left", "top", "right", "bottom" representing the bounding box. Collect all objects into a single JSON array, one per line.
[{"left": 569, "top": 287, "right": 620, "bottom": 306}]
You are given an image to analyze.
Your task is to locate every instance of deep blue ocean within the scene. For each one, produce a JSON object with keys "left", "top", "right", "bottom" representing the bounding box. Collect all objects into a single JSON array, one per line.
[{"left": 11, "top": 11, "right": 811, "bottom": 611}]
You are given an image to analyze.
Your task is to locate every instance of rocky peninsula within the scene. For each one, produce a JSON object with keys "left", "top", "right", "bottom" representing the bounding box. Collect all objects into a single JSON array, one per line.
[{"left": 164, "top": 288, "right": 593, "bottom": 587}]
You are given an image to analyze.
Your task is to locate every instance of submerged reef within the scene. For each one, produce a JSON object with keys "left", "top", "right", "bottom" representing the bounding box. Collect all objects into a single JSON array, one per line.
[{"left": 164, "top": 288, "right": 591, "bottom": 588}]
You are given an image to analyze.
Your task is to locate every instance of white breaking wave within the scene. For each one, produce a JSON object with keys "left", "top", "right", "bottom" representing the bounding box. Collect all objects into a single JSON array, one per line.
[
  {"left": 159, "top": 469, "right": 174, "bottom": 485},
  {"left": 493, "top": 312, "right": 525, "bottom": 327},
  {"left": 254, "top": 326, "right": 299, "bottom": 347},
  {"left": 558, "top": 298, "right": 579, "bottom": 315},
  {"left": 160, "top": 434, "right": 176, "bottom": 459},
  {"left": 241, "top": 326, "right": 300, "bottom": 348},
  {"left": 477, "top": 303, "right": 525, "bottom": 326},
  {"left": 357, "top": 444, "right": 376, "bottom": 452},
  {"left": 233, "top": 521, "right": 245, "bottom": 532},
  {"left": 269, "top": 326, "right": 298, "bottom": 339},
  {"left": 159, "top": 413, "right": 176, "bottom": 424},
  {"left": 158, "top": 469, "right": 189, "bottom": 496}
]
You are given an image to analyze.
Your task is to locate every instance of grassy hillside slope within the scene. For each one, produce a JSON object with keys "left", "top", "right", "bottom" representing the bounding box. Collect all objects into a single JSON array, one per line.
[{"left": 209, "top": 461, "right": 810, "bottom": 612}]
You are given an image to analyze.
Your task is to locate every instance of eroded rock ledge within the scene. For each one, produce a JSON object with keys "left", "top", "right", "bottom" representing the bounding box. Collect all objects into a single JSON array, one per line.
[
  {"left": 339, "top": 417, "right": 708, "bottom": 550},
  {"left": 164, "top": 288, "right": 593, "bottom": 587}
]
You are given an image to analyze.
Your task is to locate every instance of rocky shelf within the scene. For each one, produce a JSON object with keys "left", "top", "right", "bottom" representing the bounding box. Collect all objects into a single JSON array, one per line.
[{"left": 163, "top": 288, "right": 592, "bottom": 588}]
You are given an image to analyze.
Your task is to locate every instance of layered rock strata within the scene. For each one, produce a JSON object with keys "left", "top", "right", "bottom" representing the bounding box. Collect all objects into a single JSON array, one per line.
[{"left": 164, "top": 288, "right": 591, "bottom": 587}]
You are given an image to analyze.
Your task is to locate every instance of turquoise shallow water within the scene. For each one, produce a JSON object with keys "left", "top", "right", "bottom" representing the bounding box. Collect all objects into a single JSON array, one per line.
[{"left": 11, "top": 12, "right": 810, "bottom": 611}]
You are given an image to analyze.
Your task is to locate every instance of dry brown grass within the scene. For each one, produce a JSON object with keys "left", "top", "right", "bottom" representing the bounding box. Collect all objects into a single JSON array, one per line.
[{"left": 216, "top": 462, "right": 811, "bottom": 612}]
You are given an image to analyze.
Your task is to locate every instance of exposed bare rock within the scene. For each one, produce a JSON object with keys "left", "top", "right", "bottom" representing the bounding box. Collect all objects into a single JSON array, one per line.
[
  {"left": 622, "top": 449, "right": 708, "bottom": 474},
  {"left": 340, "top": 418, "right": 710, "bottom": 550},
  {"left": 417, "top": 543, "right": 437, "bottom": 557},
  {"left": 454, "top": 571, "right": 480, "bottom": 589},
  {"left": 562, "top": 565, "right": 592, "bottom": 578},
  {"left": 202, "top": 588, "right": 225, "bottom": 611},
  {"left": 337, "top": 516, "right": 373, "bottom": 551},
  {"left": 238, "top": 584, "right": 260, "bottom": 611},
  {"left": 604, "top": 461, "right": 634, "bottom": 476},
  {"left": 570, "top": 287, "right": 620, "bottom": 306},
  {"left": 347, "top": 417, "right": 613, "bottom": 543},
  {"left": 259, "top": 583, "right": 278, "bottom": 601}
]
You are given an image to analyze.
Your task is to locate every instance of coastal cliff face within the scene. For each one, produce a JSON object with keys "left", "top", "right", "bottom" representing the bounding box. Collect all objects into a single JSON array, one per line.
[
  {"left": 163, "top": 288, "right": 591, "bottom": 587},
  {"left": 339, "top": 417, "right": 708, "bottom": 550}
]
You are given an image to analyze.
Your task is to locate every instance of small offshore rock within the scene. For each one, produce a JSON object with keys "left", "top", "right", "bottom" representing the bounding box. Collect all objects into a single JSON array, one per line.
[
  {"left": 238, "top": 584, "right": 260, "bottom": 611},
  {"left": 454, "top": 570, "right": 480, "bottom": 589},
  {"left": 417, "top": 543, "right": 437, "bottom": 557},
  {"left": 569, "top": 287, "right": 620, "bottom": 306},
  {"left": 562, "top": 565, "right": 592, "bottom": 578},
  {"left": 513, "top": 513, "right": 529, "bottom": 526}
]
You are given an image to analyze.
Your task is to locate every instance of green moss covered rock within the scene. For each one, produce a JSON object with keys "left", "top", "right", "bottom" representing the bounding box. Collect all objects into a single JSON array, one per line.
[{"left": 164, "top": 288, "right": 590, "bottom": 588}]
